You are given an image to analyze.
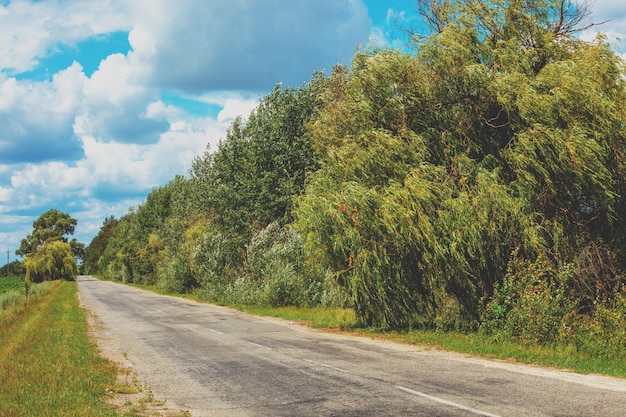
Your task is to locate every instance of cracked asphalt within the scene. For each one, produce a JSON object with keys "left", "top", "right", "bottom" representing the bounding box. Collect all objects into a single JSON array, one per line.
[{"left": 77, "top": 276, "right": 626, "bottom": 417}]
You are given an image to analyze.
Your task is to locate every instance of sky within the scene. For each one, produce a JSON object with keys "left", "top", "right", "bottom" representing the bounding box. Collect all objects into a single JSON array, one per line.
[{"left": 1, "top": 0, "right": 625, "bottom": 263}]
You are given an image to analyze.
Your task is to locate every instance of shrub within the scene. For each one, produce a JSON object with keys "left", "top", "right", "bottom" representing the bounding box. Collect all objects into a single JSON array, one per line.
[
  {"left": 481, "top": 254, "right": 575, "bottom": 344},
  {"left": 244, "top": 222, "right": 327, "bottom": 307}
]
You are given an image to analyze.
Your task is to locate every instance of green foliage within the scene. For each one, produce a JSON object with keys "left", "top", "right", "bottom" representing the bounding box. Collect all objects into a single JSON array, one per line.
[
  {"left": 90, "top": 1, "right": 626, "bottom": 363},
  {"left": 16, "top": 209, "right": 80, "bottom": 257},
  {"left": 0, "top": 261, "right": 24, "bottom": 277},
  {"left": 24, "top": 241, "right": 77, "bottom": 283},
  {"left": 562, "top": 294, "right": 626, "bottom": 360},
  {"left": 295, "top": 0, "right": 626, "bottom": 329},
  {"left": 480, "top": 254, "right": 575, "bottom": 343},
  {"left": 17, "top": 209, "right": 81, "bottom": 283},
  {"left": 245, "top": 222, "right": 312, "bottom": 307},
  {"left": 83, "top": 216, "right": 118, "bottom": 275},
  {"left": 99, "top": 77, "right": 327, "bottom": 306}
]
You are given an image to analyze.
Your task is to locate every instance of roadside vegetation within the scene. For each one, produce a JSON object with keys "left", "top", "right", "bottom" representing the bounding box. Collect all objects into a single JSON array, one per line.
[
  {"left": 83, "top": 0, "right": 626, "bottom": 373},
  {"left": 0, "top": 281, "right": 119, "bottom": 416},
  {"left": 0, "top": 279, "right": 190, "bottom": 417},
  {"left": 0, "top": 275, "right": 26, "bottom": 293},
  {"left": 0, "top": 276, "right": 52, "bottom": 320}
]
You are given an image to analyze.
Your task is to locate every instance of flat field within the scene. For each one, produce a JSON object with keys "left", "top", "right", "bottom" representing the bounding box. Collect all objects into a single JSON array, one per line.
[{"left": 0, "top": 276, "right": 24, "bottom": 293}]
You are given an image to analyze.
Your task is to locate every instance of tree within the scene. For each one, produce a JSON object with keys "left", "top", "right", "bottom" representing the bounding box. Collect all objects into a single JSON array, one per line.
[
  {"left": 295, "top": 0, "right": 626, "bottom": 328},
  {"left": 16, "top": 209, "right": 80, "bottom": 257},
  {"left": 82, "top": 216, "right": 118, "bottom": 275},
  {"left": 18, "top": 209, "right": 81, "bottom": 282},
  {"left": 24, "top": 241, "right": 76, "bottom": 282}
]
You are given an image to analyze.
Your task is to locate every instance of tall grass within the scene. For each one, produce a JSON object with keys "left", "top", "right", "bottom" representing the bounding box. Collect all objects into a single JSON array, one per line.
[
  {"left": 0, "top": 278, "right": 52, "bottom": 326},
  {"left": 0, "top": 281, "right": 120, "bottom": 417}
]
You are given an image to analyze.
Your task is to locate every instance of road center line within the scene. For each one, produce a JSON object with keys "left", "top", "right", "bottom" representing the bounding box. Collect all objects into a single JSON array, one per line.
[
  {"left": 207, "top": 328, "right": 224, "bottom": 335},
  {"left": 303, "top": 359, "right": 349, "bottom": 373},
  {"left": 248, "top": 341, "right": 272, "bottom": 350},
  {"left": 395, "top": 385, "right": 502, "bottom": 417}
]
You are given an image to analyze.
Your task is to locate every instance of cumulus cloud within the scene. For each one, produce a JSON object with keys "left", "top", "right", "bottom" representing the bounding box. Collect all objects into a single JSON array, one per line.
[
  {"left": 126, "top": 0, "right": 370, "bottom": 91},
  {"left": 0, "top": 0, "right": 131, "bottom": 74},
  {"left": 79, "top": 52, "right": 169, "bottom": 144},
  {"left": 0, "top": 63, "right": 86, "bottom": 164},
  {"left": 0, "top": 0, "right": 374, "bottom": 255}
]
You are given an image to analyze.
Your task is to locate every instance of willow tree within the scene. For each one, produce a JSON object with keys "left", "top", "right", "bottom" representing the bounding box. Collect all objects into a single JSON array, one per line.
[
  {"left": 24, "top": 241, "right": 76, "bottom": 282},
  {"left": 19, "top": 210, "right": 81, "bottom": 282},
  {"left": 295, "top": 0, "right": 626, "bottom": 328}
]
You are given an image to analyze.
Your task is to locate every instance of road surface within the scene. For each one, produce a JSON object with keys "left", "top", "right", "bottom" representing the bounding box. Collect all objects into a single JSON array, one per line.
[{"left": 77, "top": 276, "right": 626, "bottom": 417}]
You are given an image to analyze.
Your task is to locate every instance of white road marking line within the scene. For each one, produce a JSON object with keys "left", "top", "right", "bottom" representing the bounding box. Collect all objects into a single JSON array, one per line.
[
  {"left": 303, "top": 359, "right": 349, "bottom": 373},
  {"left": 395, "top": 386, "right": 502, "bottom": 417},
  {"left": 248, "top": 342, "right": 272, "bottom": 350},
  {"left": 207, "top": 328, "right": 224, "bottom": 335}
]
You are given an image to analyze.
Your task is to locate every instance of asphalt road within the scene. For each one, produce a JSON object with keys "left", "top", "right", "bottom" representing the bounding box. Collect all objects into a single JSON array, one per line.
[{"left": 76, "top": 276, "right": 626, "bottom": 417}]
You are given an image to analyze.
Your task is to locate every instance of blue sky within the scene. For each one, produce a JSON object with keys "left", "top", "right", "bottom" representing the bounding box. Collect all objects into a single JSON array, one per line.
[{"left": 1, "top": 0, "right": 625, "bottom": 263}]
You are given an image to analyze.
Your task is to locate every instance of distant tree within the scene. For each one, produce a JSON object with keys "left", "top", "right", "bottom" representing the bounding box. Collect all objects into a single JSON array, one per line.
[
  {"left": 0, "top": 260, "right": 24, "bottom": 276},
  {"left": 18, "top": 209, "right": 81, "bottom": 282},
  {"left": 16, "top": 209, "right": 80, "bottom": 257},
  {"left": 24, "top": 241, "right": 76, "bottom": 282},
  {"left": 82, "top": 216, "right": 118, "bottom": 275}
]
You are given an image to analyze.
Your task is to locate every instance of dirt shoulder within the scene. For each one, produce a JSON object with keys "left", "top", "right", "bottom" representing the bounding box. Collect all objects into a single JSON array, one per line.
[{"left": 78, "top": 287, "right": 191, "bottom": 417}]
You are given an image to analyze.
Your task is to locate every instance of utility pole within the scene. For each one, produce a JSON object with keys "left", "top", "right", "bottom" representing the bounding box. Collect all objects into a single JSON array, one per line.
[{"left": 6, "top": 250, "right": 9, "bottom": 277}]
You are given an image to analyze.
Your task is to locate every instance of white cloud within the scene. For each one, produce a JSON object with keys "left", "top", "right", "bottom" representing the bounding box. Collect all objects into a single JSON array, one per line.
[
  {"left": 0, "top": 0, "right": 131, "bottom": 74},
  {"left": 79, "top": 52, "right": 168, "bottom": 144},
  {"left": 0, "top": 63, "right": 86, "bottom": 163},
  {"left": 0, "top": 186, "right": 12, "bottom": 203},
  {"left": 144, "top": 100, "right": 182, "bottom": 120},
  {"left": 581, "top": 0, "right": 626, "bottom": 58},
  {"left": 126, "top": 0, "right": 370, "bottom": 91},
  {"left": 217, "top": 98, "right": 260, "bottom": 123}
]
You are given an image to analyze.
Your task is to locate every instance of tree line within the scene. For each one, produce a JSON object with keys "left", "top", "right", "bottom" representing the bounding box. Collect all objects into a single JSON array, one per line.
[{"left": 83, "top": 0, "right": 625, "bottom": 354}]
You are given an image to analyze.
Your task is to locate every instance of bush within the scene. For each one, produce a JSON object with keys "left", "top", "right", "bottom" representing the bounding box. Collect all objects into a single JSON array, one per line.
[
  {"left": 244, "top": 223, "right": 328, "bottom": 307},
  {"left": 481, "top": 254, "right": 575, "bottom": 344},
  {"left": 560, "top": 294, "right": 626, "bottom": 360},
  {"left": 156, "top": 252, "right": 196, "bottom": 294},
  {"left": 191, "top": 231, "right": 241, "bottom": 292}
]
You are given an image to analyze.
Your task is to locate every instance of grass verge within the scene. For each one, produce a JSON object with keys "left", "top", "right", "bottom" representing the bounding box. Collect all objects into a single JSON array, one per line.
[
  {"left": 0, "top": 280, "right": 191, "bottom": 417},
  {"left": 0, "top": 275, "right": 25, "bottom": 293},
  {"left": 0, "top": 280, "right": 121, "bottom": 417}
]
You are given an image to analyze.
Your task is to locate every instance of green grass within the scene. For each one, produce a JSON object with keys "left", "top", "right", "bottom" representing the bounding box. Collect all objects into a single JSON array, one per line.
[
  {"left": 0, "top": 281, "right": 121, "bottom": 417},
  {"left": 0, "top": 279, "right": 190, "bottom": 417},
  {"left": 381, "top": 329, "right": 626, "bottom": 378},
  {"left": 0, "top": 275, "right": 25, "bottom": 293}
]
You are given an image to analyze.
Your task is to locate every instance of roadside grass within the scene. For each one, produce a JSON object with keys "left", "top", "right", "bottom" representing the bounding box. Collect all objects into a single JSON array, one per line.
[
  {"left": 0, "top": 280, "right": 190, "bottom": 417},
  {"left": 0, "top": 280, "right": 122, "bottom": 417},
  {"left": 1, "top": 278, "right": 52, "bottom": 321}
]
